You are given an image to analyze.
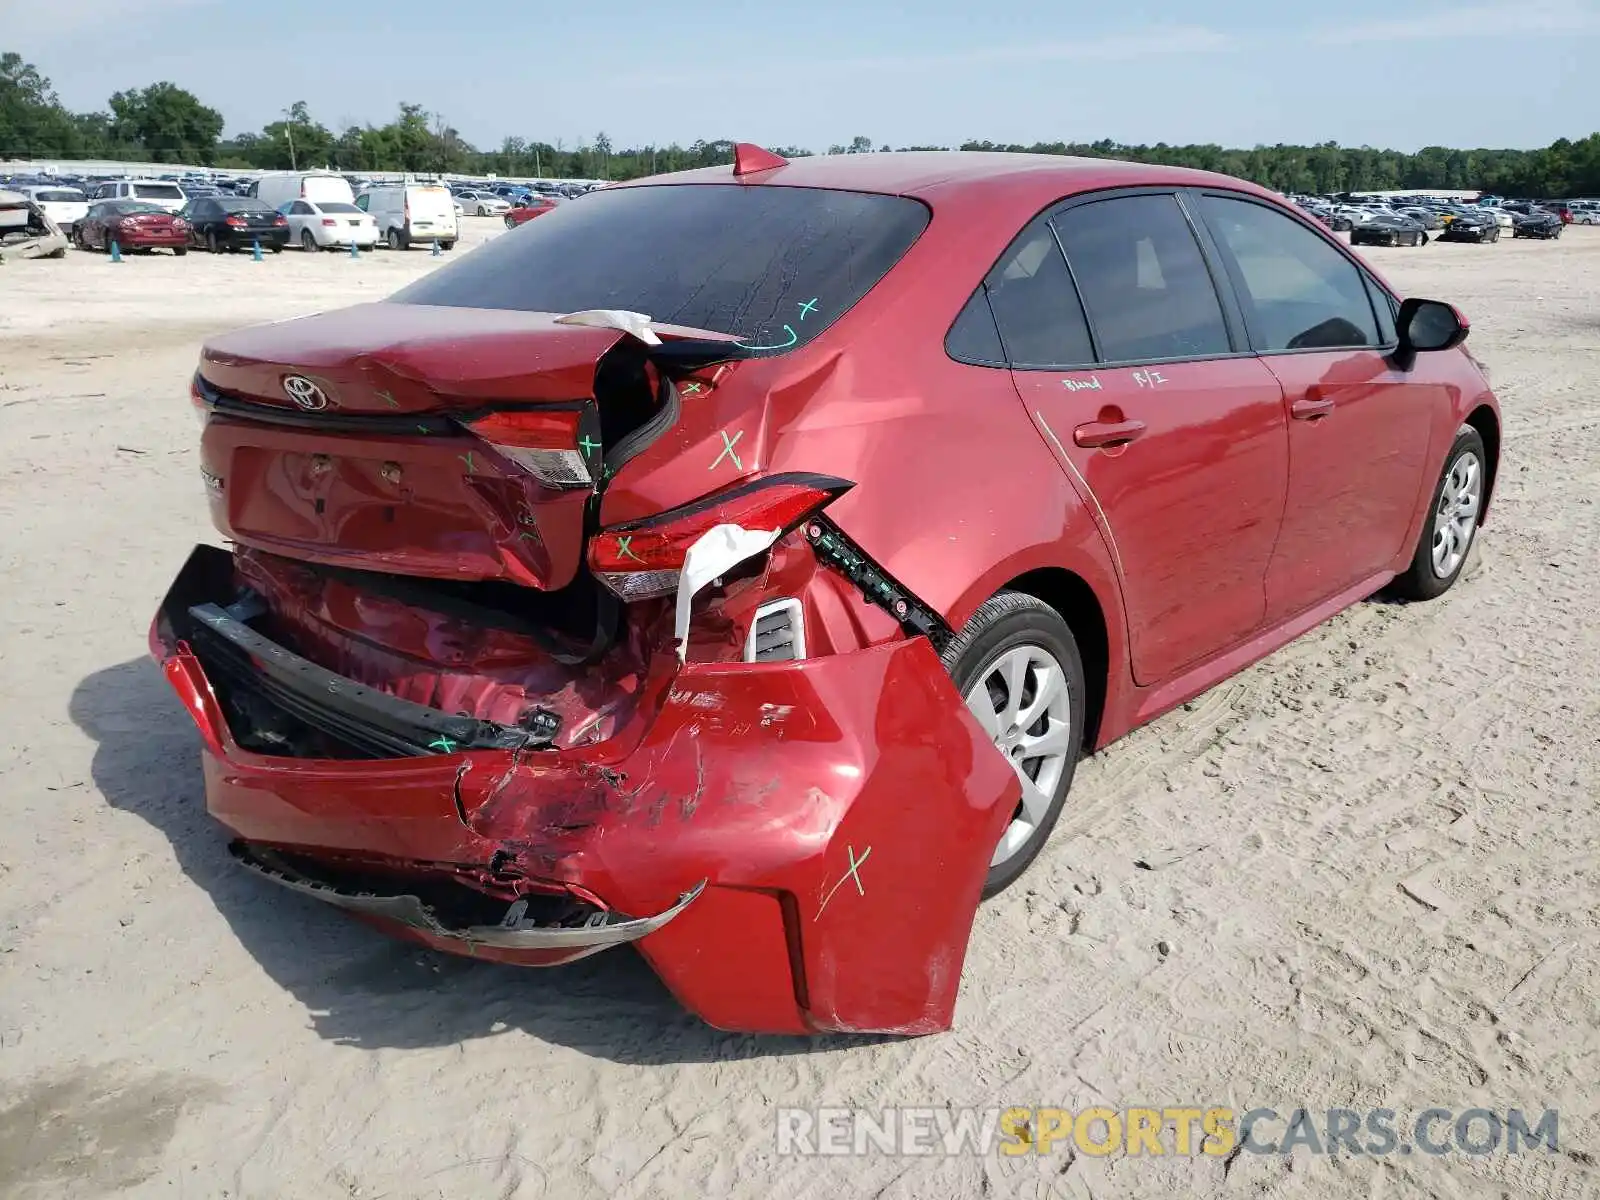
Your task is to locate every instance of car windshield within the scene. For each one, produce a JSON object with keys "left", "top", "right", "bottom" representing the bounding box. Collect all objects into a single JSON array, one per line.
[
  {"left": 392, "top": 184, "right": 930, "bottom": 351},
  {"left": 318, "top": 202, "right": 361, "bottom": 214},
  {"left": 35, "top": 189, "right": 85, "bottom": 202},
  {"left": 133, "top": 184, "right": 185, "bottom": 200}
]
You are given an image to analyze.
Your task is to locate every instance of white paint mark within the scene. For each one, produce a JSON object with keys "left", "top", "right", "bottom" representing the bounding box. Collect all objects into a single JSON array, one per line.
[{"left": 815, "top": 844, "right": 873, "bottom": 919}]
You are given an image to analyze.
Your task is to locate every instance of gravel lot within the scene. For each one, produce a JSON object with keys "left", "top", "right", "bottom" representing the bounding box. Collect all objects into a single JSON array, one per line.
[{"left": 1, "top": 217, "right": 1597, "bottom": 1200}]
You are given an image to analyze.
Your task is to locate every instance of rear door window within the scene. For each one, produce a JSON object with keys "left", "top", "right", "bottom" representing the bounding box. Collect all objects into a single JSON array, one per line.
[
  {"left": 1197, "top": 194, "right": 1379, "bottom": 352},
  {"left": 392, "top": 183, "right": 930, "bottom": 353},
  {"left": 1051, "top": 194, "right": 1232, "bottom": 364}
]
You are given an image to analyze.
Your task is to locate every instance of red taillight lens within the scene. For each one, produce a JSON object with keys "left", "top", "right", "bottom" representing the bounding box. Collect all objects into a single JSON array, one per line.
[
  {"left": 321, "top": 218, "right": 337, "bottom": 226},
  {"left": 274, "top": 215, "right": 288, "bottom": 226},
  {"left": 464, "top": 408, "right": 599, "bottom": 489},
  {"left": 226, "top": 216, "right": 246, "bottom": 226},
  {"left": 588, "top": 474, "right": 853, "bottom": 600}
]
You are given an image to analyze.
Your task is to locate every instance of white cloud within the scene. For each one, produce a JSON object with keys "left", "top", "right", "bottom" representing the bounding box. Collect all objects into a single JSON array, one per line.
[{"left": 1312, "top": 0, "right": 1600, "bottom": 44}]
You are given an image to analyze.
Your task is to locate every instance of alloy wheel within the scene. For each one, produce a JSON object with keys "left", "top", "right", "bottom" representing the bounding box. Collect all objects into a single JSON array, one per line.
[
  {"left": 1431, "top": 450, "right": 1482, "bottom": 578},
  {"left": 962, "top": 645, "right": 1074, "bottom": 867}
]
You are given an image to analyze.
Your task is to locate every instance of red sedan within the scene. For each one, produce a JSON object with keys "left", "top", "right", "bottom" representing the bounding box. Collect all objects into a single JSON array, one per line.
[
  {"left": 501, "top": 195, "right": 559, "bottom": 228},
  {"left": 75, "top": 200, "right": 189, "bottom": 254},
  {"left": 152, "top": 145, "right": 1499, "bottom": 1035}
]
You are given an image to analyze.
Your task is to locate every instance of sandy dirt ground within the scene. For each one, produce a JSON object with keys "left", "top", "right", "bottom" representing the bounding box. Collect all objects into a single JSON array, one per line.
[{"left": 1, "top": 216, "right": 1597, "bottom": 1200}]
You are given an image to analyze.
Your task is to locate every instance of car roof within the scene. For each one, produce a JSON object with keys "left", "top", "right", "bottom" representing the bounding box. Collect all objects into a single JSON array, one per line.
[{"left": 613, "top": 150, "right": 1278, "bottom": 206}]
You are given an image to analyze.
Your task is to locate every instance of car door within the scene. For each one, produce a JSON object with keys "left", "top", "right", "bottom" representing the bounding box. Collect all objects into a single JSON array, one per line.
[
  {"left": 996, "top": 191, "right": 1290, "bottom": 686},
  {"left": 1192, "top": 192, "right": 1440, "bottom": 621}
]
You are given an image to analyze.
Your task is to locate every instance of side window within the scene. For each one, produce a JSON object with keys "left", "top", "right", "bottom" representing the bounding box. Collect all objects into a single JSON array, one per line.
[
  {"left": 1052, "top": 194, "right": 1231, "bottom": 364},
  {"left": 1198, "top": 195, "right": 1379, "bottom": 352},
  {"left": 982, "top": 222, "right": 1093, "bottom": 367},
  {"left": 354, "top": 194, "right": 370, "bottom": 211},
  {"left": 946, "top": 289, "right": 1006, "bottom": 365},
  {"left": 289, "top": 201, "right": 311, "bottom": 215}
]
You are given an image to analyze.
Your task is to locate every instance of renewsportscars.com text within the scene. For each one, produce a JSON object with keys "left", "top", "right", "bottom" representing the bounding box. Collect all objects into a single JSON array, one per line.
[{"left": 776, "top": 1106, "right": 1559, "bottom": 1158}]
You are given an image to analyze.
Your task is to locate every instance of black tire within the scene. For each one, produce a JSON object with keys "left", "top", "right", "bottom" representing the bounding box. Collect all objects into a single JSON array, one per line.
[
  {"left": 1389, "top": 426, "right": 1487, "bottom": 602},
  {"left": 173, "top": 246, "right": 187, "bottom": 257},
  {"left": 207, "top": 230, "right": 220, "bottom": 254},
  {"left": 504, "top": 215, "right": 516, "bottom": 230},
  {"left": 270, "top": 245, "right": 282, "bottom": 254},
  {"left": 301, "top": 229, "right": 319, "bottom": 252},
  {"left": 940, "top": 591, "right": 1086, "bottom": 896},
  {"left": 387, "top": 228, "right": 406, "bottom": 251},
  {"left": 440, "top": 240, "right": 455, "bottom": 251}
]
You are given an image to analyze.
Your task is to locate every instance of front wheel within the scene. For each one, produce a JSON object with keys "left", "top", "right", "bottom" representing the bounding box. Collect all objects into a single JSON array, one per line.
[
  {"left": 942, "top": 592, "right": 1085, "bottom": 896},
  {"left": 503, "top": 215, "right": 516, "bottom": 230},
  {"left": 1389, "top": 427, "right": 1487, "bottom": 601}
]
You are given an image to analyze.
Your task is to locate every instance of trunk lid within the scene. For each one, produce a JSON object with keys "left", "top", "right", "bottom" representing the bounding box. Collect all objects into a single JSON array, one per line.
[{"left": 195, "top": 304, "right": 716, "bottom": 592}]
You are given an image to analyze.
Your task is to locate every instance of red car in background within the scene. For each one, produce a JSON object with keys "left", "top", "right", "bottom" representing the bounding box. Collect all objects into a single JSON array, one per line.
[
  {"left": 502, "top": 195, "right": 560, "bottom": 229},
  {"left": 75, "top": 200, "right": 189, "bottom": 254},
  {"left": 152, "top": 145, "right": 1500, "bottom": 1036}
]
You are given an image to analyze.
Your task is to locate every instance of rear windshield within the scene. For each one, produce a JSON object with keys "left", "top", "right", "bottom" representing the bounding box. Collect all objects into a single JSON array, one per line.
[
  {"left": 317, "top": 202, "right": 361, "bottom": 214},
  {"left": 392, "top": 184, "right": 930, "bottom": 351},
  {"left": 133, "top": 183, "right": 185, "bottom": 200},
  {"left": 35, "top": 189, "right": 85, "bottom": 202},
  {"left": 110, "top": 201, "right": 167, "bottom": 214},
  {"left": 218, "top": 198, "right": 274, "bottom": 214}
]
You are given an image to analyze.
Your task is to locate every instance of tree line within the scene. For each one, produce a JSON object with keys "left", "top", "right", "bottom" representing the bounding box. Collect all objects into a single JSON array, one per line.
[{"left": 6, "top": 52, "right": 1600, "bottom": 197}]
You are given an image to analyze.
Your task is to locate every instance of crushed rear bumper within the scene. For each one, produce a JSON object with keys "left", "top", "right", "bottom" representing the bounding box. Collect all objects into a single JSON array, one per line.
[{"left": 152, "top": 544, "right": 1020, "bottom": 1035}]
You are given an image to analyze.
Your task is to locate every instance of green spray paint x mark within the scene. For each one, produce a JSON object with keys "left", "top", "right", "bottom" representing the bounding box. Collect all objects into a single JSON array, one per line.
[
  {"left": 429, "top": 736, "right": 458, "bottom": 753},
  {"left": 709, "top": 430, "right": 744, "bottom": 471},
  {"left": 615, "top": 535, "right": 645, "bottom": 563},
  {"left": 579, "top": 435, "right": 601, "bottom": 455},
  {"left": 798, "top": 298, "right": 819, "bottom": 320},
  {"left": 459, "top": 451, "right": 476, "bottom": 473}
]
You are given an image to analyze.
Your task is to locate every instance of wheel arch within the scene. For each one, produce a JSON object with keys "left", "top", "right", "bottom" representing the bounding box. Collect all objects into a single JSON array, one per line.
[
  {"left": 999, "top": 567, "right": 1112, "bottom": 751},
  {"left": 1463, "top": 403, "right": 1500, "bottom": 523}
]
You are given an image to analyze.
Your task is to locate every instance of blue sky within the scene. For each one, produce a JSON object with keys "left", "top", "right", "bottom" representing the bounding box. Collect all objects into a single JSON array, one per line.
[{"left": 15, "top": 0, "right": 1599, "bottom": 152}]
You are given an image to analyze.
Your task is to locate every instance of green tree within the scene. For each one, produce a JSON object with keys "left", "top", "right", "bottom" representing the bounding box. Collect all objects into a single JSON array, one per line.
[{"left": 107, "top": 82, "right": 224, "bottom": 163}]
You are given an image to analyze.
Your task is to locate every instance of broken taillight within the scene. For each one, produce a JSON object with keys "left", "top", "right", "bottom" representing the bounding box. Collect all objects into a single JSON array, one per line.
[
  {"left": 463, "top": 408, "right": 600, "bottom": 490},
  {"left": 588, "top": 473, "right": 853, "bottom": 600},
  {"left": 190, "top": 375, "right": 210, "bottom": 430}
]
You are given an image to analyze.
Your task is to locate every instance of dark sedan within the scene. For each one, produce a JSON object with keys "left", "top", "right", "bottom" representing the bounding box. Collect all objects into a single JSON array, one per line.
[
  {"left": 1439, "top": 212, "right": 1501, "bottom": 243},
  {"left": 1512, "top": 209, "right": 1564, "bottom": 239},
  {"left": 1351, "top": 212, "right": 1429, "bottom": 247},
  {"left": 184, "top": 197, "right": 290, "bottom": 253},
  {"left": 73, "top": 200, "right": 189, "bottom": 254}
]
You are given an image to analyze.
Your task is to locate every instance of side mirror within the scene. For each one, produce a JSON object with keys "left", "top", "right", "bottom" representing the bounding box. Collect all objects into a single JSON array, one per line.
[{"left": 1395, "top": 297, "right": 1469, "bottom": 368}]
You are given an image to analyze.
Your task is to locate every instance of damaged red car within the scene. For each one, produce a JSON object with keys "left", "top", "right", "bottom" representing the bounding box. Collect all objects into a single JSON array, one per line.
[{"left": 152, "top": 145, "right": 1500, "bottom": 1035}]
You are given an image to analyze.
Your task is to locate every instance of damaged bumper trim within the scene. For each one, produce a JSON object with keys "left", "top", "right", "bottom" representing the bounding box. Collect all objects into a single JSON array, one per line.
[
  {"left": 230, "top": 842, "right": 706, "bottom": 953},
  {"left": 186, "top": 599, "right": 561, "bottom": 757},
  {"left": 804, "top": 516, "right": 951, "bottom": 649}
]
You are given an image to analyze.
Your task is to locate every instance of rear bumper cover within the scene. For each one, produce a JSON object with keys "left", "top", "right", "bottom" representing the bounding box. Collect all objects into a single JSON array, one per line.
[{"left": 152, "top": 544, "right": 1020, "bottom": 1035}]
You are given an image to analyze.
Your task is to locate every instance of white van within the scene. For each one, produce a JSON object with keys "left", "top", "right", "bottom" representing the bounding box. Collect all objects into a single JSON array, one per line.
[
  {"left": 87, "top": 179, "right": 188, "bottom": 214},
  {"left": 355, "top": 184, "right": 458, "bottom": 250},
  {"left": 252, "top": 172, "right": 357, "bottom": 212}
]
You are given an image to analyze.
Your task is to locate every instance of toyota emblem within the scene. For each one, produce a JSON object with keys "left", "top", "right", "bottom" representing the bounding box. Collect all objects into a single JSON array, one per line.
[{"left": 283, "top": 375, "right": 330, "bottom": 411}]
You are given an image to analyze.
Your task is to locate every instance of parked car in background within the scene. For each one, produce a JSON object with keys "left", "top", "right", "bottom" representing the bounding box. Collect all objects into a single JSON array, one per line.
[
  {"left": 355, "top": 183, "right": 458, "bottom": 250},
  {"left": 278, "top": 199, "right": 380, "bottom": 251},
  {"left": 1511, "top": 209, "right": 1563, "bottom": 239},
  {"left": 21, "top": 185, "right": 89, "bottom": 234},
  {"left": 1396, "top": 206, "right": 1444, "bottom": 230},
  {"left": 88, "top": 179, "right": 189, "bottom": 214},
  {"left": 456, "top": 189, "right": 511, "bottom": 216},
  {"left": 1439, "top": 210, "right": 1500, "bottom": 242},
  {"left": 184, "top": 196, "right": 290, "bottom": 253},
  {"left": 152, "top": 147, "right": 1499, "bottom": 1037},
  {"left": 1571, "top": 204, "right": 1600, "bottom": 225},
  {"left": 74, "top": 200, "right": 189, "bottom": 254},
  {"left": 503, "top": 195, "right": 561, "bottom": 228},
  {"left": 252, "top": 172, "right": 358, "bottom": 212},
  {"left": 1351, "top": 211, "right": 1429, "bottom": 246}
]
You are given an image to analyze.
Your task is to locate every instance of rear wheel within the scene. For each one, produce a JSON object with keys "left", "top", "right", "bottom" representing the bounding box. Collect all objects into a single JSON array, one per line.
[
  {"left": 1390, "top": 427, "right": 1487, "bottom": 601},
  {"left": 440, "top": 240, "right": 455, "bottom": 251},
  {"left": 173, "top": 246, "right": 187, "bottom": 257},
  {"left": 504, "top": 215, "right": 516, "bottom": 230},
  {"left": 301, "top": 229, "right": 319, "bottom": 252},
  {"left": 942, "top": 592, "right": 1085, "bottom": 896},
  {"left": 206, "top": 230, "right": 220, "bottom": 254},
  {"left": 387, "top": 228, "right": 405, "bottom": 251}
]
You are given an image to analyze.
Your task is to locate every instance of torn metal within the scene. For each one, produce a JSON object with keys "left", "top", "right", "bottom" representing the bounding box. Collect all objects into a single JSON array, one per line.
[{"left": 0, "top": 189, "right": 68, "bottom": 262}]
